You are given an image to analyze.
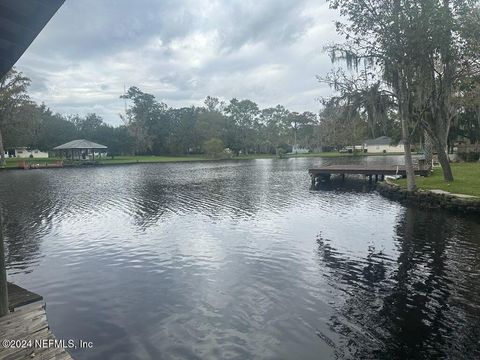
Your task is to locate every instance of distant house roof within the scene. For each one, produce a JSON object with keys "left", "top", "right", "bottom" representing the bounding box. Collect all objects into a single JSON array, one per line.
[
  {"left": 365, "top": 136, "right": 393, "bottom": 146},
  {"left": 53, "top": 139, "right": 107, "bottom": 150}
]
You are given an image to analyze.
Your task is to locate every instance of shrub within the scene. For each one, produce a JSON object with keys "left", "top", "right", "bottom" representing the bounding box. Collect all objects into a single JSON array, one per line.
[
  {"left": 203, "top": 138, "right": 225, "bottom": 158},
  {"left": 276, "top": 148, "right": 286, "bottom": 158}
]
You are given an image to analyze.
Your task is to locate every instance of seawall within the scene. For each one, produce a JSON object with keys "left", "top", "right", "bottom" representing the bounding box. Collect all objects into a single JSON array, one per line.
[{"left": 376, "top": 181, "right": 480, "bottom": 215}]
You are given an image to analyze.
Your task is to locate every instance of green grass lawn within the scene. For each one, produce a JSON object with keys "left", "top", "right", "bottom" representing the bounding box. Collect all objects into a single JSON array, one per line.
[
  {"left": 287, "top": 152, "right": 348, "bottom": 158},
  {"left": 224, "top": 152, "right": 353, "bottom": 159},
  {"left": 99, "top": 152, "right": 408, "bottom": 162},
  {"left": 395, "top": 162, "right": 480, "bottom": 197},
  {"left": 0, "top": 155, "right": 210, "bottom": 168},
  {"left": 2, "top": 151, "right": 421, "bottom": 169},
  {"left": 238, "top": 151, "right": 410, "bottom": 159},
  {"left": 99, "top": 153, "right": 358, "bottom": 163},
  {"left": 285, "top": 151, "right": 408, "bottom": 158},
  {"left": 97, "top": 155, "right": 209, "bottom": 165}
]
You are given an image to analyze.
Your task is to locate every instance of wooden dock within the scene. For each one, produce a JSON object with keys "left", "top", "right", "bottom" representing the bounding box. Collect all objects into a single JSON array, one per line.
[
  {"left": 0, "top": 283, "right": 73, "bottom": 360},
  {"left": 309, "top": 164, "right": 431, "bottom": 184},
  {"left": 17, "top": 160, "right": 64, "bottom": 170}
]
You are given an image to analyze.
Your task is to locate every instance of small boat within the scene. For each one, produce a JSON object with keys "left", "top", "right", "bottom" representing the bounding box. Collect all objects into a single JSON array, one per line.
[
  {"left": 17, "top": 160, "right": 63, "bottom": 169},
  {"left": 384, "top": 175, "right": 403, "bottom": 180}
]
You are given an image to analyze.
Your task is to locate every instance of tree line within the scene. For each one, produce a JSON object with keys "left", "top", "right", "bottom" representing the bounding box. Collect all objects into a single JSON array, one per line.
[{"left": 0, "top": 69, "right": 325, "bottom": 164}]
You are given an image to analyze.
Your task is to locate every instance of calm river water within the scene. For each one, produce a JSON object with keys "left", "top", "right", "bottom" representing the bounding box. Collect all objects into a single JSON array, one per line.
[{"left": 1, "top": 156, "right": 479, "bottom": 359}]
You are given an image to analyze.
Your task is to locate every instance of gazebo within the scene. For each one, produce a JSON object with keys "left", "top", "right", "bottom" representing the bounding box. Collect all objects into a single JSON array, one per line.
[{"left": 53, "top": 139, "right": 108, "bottom": 161}]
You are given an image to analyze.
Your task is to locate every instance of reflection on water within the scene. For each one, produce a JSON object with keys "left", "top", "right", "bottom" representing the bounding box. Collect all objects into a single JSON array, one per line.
[
  {"left": 0, "top": 156, "right": 479, "bottom": 359},
  {"left": 317, "top": 207, "right": 480, "bottom": 359}
]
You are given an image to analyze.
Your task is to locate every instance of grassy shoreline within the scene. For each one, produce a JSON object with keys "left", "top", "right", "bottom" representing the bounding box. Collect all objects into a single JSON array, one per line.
[
  {"left": 394, "top": 163, "right": 480, "bottom": 197},
  {"left": 0, "top": 151, "right": 406, "bottom": 169}
]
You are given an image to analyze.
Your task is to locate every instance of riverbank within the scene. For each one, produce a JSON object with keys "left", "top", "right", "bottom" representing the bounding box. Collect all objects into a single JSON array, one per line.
[
  {"left": 377, "top": 163, "right": 480, "bottom": 214},
  {"left": 0, "top": 152, "right": 411, "bottom": 169},
  {"left": 394, "top": 163, "right": 480, "bottom": 197}
]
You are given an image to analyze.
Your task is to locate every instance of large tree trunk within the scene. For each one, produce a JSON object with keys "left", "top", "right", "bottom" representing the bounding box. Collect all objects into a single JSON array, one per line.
[
  {"left": 426, "top": 106, "right": 454, "bottom": 181},
  {"left": 403, "top": 137, "right": 416, "bottom": 192},
  {"left": 434, "top": 136, "right": 454, "bottom": 182},
  {"left": 430, "top": 0, "right": 454, "bottom": 182},
  {"left": 435, "top": 98, "right": 454, "bottom": 181},
  {"left": 401, "top": 110, "right": 416, "bottom": 191},
  {"left": 424, "top": 121, "right": 454, "bottom": 181},
  {"left": 397, "top": 69, "right": 416, "bottom": 192},
  {"left": 423, "top": 130, "right": 433, "bottom": 166}
]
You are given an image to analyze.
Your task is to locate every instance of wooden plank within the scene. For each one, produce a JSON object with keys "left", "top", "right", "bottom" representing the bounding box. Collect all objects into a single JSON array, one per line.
[
  {"left": 0, "top": 284, "right": 73, "bottom": 360},
  {"left": 5, "top": 336, "right": 70, "bottom": 360},
  {"left": 0, "top": 302, "right": 45, "bottom": 325},
  {"left": 0, "top": 306, "right": 73, "bottom": 359},
  {"left": 0, "top": 307, "right": 48, "bottom": 338},
  {"left": 1, "top": 328, "right": 51, "bottom": 359}
]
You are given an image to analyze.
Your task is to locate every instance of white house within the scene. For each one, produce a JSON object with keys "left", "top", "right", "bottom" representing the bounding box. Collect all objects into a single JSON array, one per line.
[
  {"left": 290, "top": 145, "right": 310, "bottom": 154},
  {"left": 364, "top": 136, "right": 404, "bottom": 153},
  {"left": 4, "top": 147, "right": 49, "bottom": 158}
]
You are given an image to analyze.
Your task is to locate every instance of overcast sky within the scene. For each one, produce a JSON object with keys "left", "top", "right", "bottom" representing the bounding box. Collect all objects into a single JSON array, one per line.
[{"left": 16, "top": 0, "right": 342, "bottom": 125}]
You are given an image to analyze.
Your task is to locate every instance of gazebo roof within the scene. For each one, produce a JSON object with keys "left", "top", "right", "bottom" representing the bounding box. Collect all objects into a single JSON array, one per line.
[{"left": 53, "top": 139, "right": 108, "bottom": 150}]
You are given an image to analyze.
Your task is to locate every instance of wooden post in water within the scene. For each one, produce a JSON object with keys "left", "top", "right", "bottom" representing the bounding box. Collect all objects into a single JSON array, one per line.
[{"left": 0, "top": 212, "right": 8, "bottom": 317}]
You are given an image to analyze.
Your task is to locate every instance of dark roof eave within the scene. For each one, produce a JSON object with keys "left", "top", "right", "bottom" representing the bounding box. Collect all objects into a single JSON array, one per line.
[{"left": 0, "top": 0, "right": 65, "bottom": 78}]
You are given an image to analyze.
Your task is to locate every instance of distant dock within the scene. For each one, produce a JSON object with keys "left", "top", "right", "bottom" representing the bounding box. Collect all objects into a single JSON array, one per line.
[
  {"left": 309, "top": 164, "right": 431, "bottom": 185},
  {"left": 0, "top": 283, "right": 72, "bottom": 360},
  {"left": 17, "top": 160, "right": 64, "bottom": 170}
]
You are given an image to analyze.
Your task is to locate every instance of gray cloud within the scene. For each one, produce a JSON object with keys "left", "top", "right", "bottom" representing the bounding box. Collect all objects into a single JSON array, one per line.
[{"left": 16, "top": 0, "right": 342, "bottom": 125}]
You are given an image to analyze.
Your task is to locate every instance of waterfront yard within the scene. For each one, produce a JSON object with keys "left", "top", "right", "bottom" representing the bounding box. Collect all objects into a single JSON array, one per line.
[
  {"left": 1, "top": 151, "right": 415, "bottom": 169},
  {"left": 395, "top": 162, "right": 480, "bottom": 197}
]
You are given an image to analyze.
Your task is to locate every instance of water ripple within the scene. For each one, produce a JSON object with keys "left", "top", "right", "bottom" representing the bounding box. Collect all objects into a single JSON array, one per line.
[{"left": 0, "top": 157, "right": 479, "bottom": 359}]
